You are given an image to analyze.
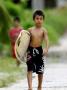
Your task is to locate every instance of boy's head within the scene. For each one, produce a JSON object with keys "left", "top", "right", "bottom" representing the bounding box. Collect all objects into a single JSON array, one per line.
[
  {"left": 33, "top": 10, "right": 45, "bottom": 27},
  {"left": 14, "top": 17, "right": 20, "bottom": 27}
]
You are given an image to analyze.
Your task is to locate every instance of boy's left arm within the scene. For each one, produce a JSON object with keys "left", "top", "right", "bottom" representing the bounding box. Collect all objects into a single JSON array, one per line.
[{"left": 43, "top": 29, "right": 49, "bottom": 56}]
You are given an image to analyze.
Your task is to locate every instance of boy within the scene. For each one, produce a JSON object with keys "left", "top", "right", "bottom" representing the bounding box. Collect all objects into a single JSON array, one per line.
[
  {"left": 9, "top": 17, "right": 23, "bottom": 66},
  {"left": 27, "top": 10, "right": 48, "bottom": 90}
]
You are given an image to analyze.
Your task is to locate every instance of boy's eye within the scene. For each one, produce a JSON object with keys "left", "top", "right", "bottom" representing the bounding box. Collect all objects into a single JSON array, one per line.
[
  {"left": 35, "top": 16, "right": 43, "bottom": 20},
  {"left": 40, "top": 18, "right": 42, "bottom": 20},
  {"left": 36, "top": 17, "right": 39, "bottom": 20}
]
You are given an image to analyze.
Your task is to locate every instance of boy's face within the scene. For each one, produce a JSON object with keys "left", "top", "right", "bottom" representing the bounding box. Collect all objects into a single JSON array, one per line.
[
  {"left": 14, "top": 20, "right": 19, "bottom": 27},
  {"left": 34, "top": 15, "right": 44, "bottom": 27}
]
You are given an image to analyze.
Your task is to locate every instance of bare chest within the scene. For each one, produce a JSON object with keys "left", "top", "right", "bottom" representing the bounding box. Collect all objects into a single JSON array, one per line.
[{"left": 31, "top": 30, "right": 43, "bottom": 39}]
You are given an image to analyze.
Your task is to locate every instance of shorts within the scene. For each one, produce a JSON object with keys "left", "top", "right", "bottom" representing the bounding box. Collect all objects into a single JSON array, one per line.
[{"left": 26, "top": 46, "right": 44, "bottom": 74}]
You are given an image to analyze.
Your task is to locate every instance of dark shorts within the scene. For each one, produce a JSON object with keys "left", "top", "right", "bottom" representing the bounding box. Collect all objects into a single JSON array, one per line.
[{"left": 26, "top": 46, "right": 44, "bottom": 74}]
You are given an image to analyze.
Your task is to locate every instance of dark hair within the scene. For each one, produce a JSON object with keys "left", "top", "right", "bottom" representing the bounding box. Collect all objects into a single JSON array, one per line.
[
  {"left": 33, "top": 10, "right": 45, "bottom": 20},
  {"left": 14, "top": 16, "right": 20, "bottom": 22}
]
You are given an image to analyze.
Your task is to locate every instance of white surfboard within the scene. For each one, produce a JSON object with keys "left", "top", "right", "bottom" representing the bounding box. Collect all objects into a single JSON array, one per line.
[{"left": 15, "top": 30, "right": 30, "bottom": 63}]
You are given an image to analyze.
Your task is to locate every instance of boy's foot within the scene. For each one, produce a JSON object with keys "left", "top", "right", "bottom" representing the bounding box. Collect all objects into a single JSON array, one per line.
[
  {"left": 38, "top": 88, "right": 42, "bottom": 90},
  {"left": 28, "top": 89, "right": 32, "bottom": 90}
]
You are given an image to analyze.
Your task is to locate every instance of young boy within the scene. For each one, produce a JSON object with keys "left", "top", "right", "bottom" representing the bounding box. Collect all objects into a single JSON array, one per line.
[
  {"left": 9, "top": 17, "right": 23, "bottom": 66},
  {"left": 27, "top": 10, "right": 48, "bottom": 90}
]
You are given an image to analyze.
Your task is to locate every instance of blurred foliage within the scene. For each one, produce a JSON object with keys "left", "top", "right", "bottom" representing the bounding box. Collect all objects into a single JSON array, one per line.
[
  {"left": 0, "top": 0, "right": 12, "bottom": 44},
  {"left": 44, "top": 7, "right": 67, "bottom": 45},
  {"left": 0, "top": 43, "right": 3, "bottom": 52},
  {"left": 0, "top": 0, "right": 67, "bottom": 46},
  {"left": 5, "top": 1, "right": 21, "bottom": 16},
  {"left": 45, "top": 24, "right": 59, "bottom": 45},
  {"left": 5, "top": 0, "right": 27, "bottom": 8},
  {"left": 45, "top": 8, "right": 67, "bottom": 35},
  {"left": 0, "top": 57, "right": 26, "bottom": 87}
]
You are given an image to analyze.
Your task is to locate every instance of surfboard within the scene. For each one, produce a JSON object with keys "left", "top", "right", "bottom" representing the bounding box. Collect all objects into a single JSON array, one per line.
[{"left": 15, "top": 30, "right": 30, "bottom": 63}]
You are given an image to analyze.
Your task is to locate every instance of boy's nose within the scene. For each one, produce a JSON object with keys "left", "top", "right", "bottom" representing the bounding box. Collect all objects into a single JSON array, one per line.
[{"left": 38, "top": 19, "right": 41, "bottom": 23}]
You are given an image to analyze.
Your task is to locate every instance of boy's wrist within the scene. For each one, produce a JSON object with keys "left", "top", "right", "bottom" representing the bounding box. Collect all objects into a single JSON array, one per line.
[
  {"left": 44, "top": 48, "right": 48, "bottom": 52},
  {"left": 43, "top": 48, "right": 48, "bottom": 56}
]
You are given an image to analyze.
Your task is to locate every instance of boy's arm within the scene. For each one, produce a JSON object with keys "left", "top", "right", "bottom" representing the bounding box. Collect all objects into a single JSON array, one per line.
[{"left": 43, "top": 29, "right": 49, "bottom": 56}]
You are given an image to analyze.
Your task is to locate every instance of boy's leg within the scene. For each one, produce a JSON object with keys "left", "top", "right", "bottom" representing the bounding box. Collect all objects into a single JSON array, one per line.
[
  {"left": 38, "top": 74, "right": 43, "bottom": 90},
  {"left": 27, "top": 71, "right": 32, "bottom": 90}
]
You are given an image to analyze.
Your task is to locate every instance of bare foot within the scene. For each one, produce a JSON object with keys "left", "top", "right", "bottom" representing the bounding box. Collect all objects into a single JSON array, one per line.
[
  {"left": 28, "top": 89, "right": 32, "bottom": 90},
  {"left": 38, "top": 88, "right": 42, "bottom": 90}
]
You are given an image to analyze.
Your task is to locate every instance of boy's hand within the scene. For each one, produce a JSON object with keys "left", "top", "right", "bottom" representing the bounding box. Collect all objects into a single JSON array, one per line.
[{"left": 43, "top": 48, "right": 48, "bottom": 57}]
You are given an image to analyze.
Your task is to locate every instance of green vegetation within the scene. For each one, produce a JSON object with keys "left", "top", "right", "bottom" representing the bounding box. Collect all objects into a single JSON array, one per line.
[
  {"left": 0, "top": 57, "right": 26, "bottom": 87},
  {"left": 44, "top": 8, "right": 67, "bottom": 45}
]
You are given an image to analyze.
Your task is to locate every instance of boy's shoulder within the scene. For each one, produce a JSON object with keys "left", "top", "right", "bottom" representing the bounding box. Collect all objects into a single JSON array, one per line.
[
  {"left": 28, "top": 27, "right": 47, "bottom": 33},
  {"left": 42, "top": 27, "right": 47, "bottom": 33},
  {"left": 28, "top": 27, "right": 46, "bottom": 30}
]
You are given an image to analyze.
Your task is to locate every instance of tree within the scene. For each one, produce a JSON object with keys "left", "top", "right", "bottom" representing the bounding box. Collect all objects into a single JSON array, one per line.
[{"left": 0, "top": 0, "right": 12, "bottom": 43}]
